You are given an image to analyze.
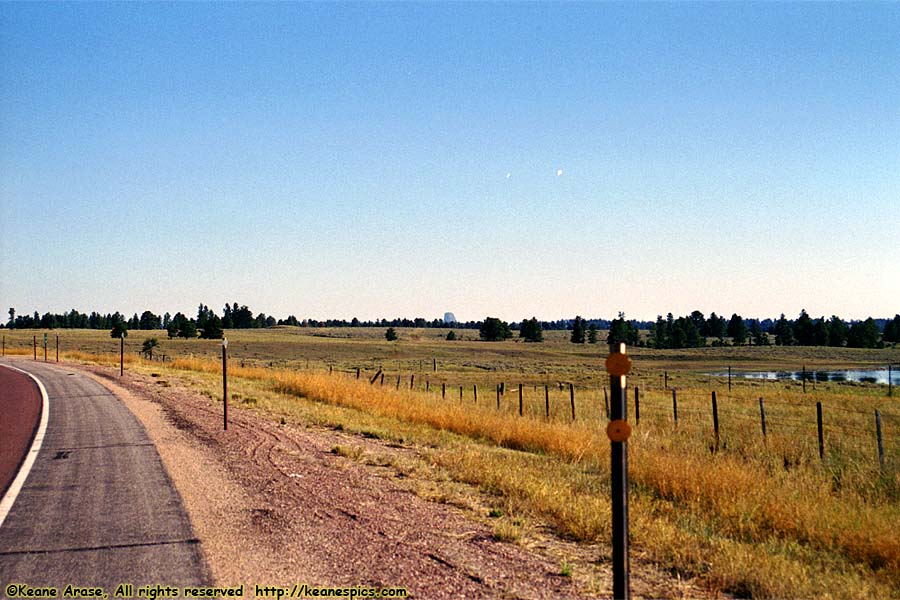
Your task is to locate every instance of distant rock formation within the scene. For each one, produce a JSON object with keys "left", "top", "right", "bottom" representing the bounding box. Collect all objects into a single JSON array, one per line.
[{"left": 443, "top": 312, "right": 457, "bottom": 324}]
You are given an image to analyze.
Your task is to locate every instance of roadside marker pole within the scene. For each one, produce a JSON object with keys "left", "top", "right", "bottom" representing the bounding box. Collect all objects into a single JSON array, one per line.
[
  {"left": 33, "top": 335, "right": 36, "bottom": 360},
  {"left": 119, "top": 333, "right": 124, "bottom": 376},
  {"left": 56, "top": 335, "right": 59, "bottom": 363},
  {"left": 223, "top": 338, "right": 228, "bottom": 431},
  {"left": 606, "top": 342, "right": 631, "bottom": 600}
]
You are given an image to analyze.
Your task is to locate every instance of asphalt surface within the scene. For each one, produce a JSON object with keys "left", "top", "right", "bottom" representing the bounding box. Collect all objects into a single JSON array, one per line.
[
  {"left": 0, "top": 366, "right": 41, "bottom": 498},
  {"left": 0, "top": 360, "right": 211, "bottom": 590}
]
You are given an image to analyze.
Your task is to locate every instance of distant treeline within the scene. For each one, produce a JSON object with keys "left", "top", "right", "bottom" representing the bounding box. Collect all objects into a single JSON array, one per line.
[{"left": 4, "top": 304, "right": 898, "bottom": 349}]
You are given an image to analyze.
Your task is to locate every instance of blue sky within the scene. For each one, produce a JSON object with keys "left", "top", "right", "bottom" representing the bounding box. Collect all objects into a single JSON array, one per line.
[{"left": 1, "top": 2, "right": 898, "bottom": 323}]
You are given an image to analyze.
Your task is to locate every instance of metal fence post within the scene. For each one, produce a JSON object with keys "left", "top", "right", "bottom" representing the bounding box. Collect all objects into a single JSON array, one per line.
[{"left": 606, "top": 343, "right": 631, "bottom": 600}]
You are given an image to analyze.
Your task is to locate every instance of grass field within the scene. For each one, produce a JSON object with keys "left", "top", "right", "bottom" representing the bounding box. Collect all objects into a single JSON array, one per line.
[{"left": 3, "top": 327, "right": 899, "bottom": 598}]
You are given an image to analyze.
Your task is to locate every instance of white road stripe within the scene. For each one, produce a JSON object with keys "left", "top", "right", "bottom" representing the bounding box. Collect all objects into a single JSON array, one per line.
[{"left": 0, "top": 364, "right": 50, "bottom": 529}]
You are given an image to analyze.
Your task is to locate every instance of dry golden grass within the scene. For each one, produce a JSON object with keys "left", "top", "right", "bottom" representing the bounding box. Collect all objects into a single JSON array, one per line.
[{"left": 4, "top": 328, "right": 899, "bottom": 598}]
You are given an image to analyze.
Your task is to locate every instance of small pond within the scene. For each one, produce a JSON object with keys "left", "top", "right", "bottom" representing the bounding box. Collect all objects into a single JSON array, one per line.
[{"left": 708, "top": 368, "right": 899, "bottom": 385}]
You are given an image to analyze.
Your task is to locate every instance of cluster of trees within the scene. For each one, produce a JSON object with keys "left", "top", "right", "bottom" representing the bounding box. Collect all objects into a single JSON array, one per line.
[{"left": 5, "top": 304, "right": 898, "bottom": 350}]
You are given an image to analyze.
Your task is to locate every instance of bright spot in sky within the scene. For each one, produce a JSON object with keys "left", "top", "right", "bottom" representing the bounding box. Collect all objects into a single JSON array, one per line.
[
  {"left": 506, "top": 172, "right": 511, "bottom": 179},
  {"left": 556, "top": 168, "right": 563, "bottom": 176}
]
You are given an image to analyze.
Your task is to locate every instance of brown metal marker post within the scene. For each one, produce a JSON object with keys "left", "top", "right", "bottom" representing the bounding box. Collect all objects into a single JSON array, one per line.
[
  {"left": 56, "top": 335, "right": 59, "bottom": 362},
  {"left": 606, "top": 343, "right": 631, "bottom": 600},
  {"left": 119, "top": 333, "right": 124, "bottom": 376},
  {"left": 222, "top": 338, "right": 228, "bottom": 431},
  {"left": 33, "top": 335, "right": 37, "bottom": 360}
]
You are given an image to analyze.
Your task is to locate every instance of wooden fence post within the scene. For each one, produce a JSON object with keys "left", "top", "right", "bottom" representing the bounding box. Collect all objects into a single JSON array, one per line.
[
  {"left": 410, "top": 374, "right": 415, "bottom": 389},
  {"left": 369, "top": 370, "right": 382, "bottom": 384},
  {"left": 711, "top": 391, "right": 719, "bottom": 452},
  {"left": 496, "top": 384, "right": 500, "bottom": 410},
  {"left": 380, "top": 372, "right": 385, "bottom": 386},
  {"left": 442, "top": 383, "right": 445, "bottom": 398},
  {"left": 33, "top": 335, "right": 36, "bottom": 360},
  {"left": 519, "top": 384, "right": 523, "bottom": 417},
  {"left": 545, "top": 385, "right": 549, "bottom": 418},
  {"left": 570, "top": 383, "right": 576, "bottom": 421},
  {"left": 664, "top": 370, "right": 668, "bottom": 389},
  {"left": 356, "top": 367, "right": 360, "bottom": 379},
  {"left": 426, "top": 381, "right": 430, "bottom": 392},
  {"left": 604, "top": 387, "right": 610, "bottom": 419},
  {"left": 759, "top": 397, "right": 767, "bottom": 440},
  {"left": 433, "top": 357, "right": 436, "bottom": 372},
  {"left": 875, "top": 410, "right": 884, "bottom": 469},
  {"left": 672, "top": 388, "right": 678, "bottom": 428},
  {"left": 473, "top": 384, "right": 477, "bottom": 403},
  {"left": 728, "top": 366, "right": 731, "bottom": 391},
  {"left": 396, "top": 375, "right": 401, "bottom": 389},
  {"left": 816, "top": 402, "right": 824, "bottom": 460},
  {"left": 459, "top": 385, "right": 463, "bottom": 401}
]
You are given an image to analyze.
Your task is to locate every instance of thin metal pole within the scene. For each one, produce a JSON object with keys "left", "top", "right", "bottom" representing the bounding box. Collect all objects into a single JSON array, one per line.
[
  {"left": 728, "top": 366, "right": 731, "bottom": 391},
  {"left": 759, "top": 397, "right": 767, "bottom": 440},
  {"left": 875, "top": 410, "right": 884, "bottom": 469},
  {"left": 569, "top": 383, "right": 575, "bottom": 421},
  {"left": 119, "top": 335, "right": 124, "bottom": 376},
  {"left": 56, "top": 335, "right": 59, "bottom": 362},
  {"left": 33, "top": 335, "right": 36, "bottom": 360},
  {"left": 816, "top": 402, "right": 824, "bottom": 460},
  {"left": 711, "top": 391, "right": 719, "bottom": 452},
  {"left": 223, "top": 342, "right": 228, "bottom": 431},
  {"left": 473, "top": 384, "right": 477, "bottom": 403},
  {"left": 607, "top": 343, "right": 630, "bottom": 600},
  {"left": 672, "top": 388, "right": 678, "bottom": 428}
]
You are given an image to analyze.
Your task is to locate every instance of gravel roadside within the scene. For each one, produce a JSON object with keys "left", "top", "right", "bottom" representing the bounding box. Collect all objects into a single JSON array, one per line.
[{"left": 82, "top": 364, "right": 709, "bottom": 599}]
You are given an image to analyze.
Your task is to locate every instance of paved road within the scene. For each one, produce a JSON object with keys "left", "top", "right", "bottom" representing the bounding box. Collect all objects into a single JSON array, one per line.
[{"left": 0, "top": 360, "right": 211, "bottom": 589}]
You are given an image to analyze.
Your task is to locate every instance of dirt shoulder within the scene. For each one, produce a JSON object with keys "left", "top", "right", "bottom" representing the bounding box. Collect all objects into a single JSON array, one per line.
[{"left": 83, "top": 364, "right": 707, "bottom": 599}]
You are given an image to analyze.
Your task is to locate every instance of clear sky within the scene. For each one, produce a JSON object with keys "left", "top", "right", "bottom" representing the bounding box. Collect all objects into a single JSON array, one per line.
[{"left": 1, "top": 2, "right": 898, "bottom": 323}]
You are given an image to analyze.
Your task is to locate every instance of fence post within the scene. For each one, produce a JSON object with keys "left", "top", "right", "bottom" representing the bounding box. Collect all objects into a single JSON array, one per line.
[
  {"left": 606, "top": 343, "right": 631, "bottom": 600},
  {"left": 396, "top": 375, "right": 401, "bottom": 389},
  {"left": 728, "top": 366, "right": 731, "bottom": 391},
  {"left": 672, "top": 388, "right": 678, "bottom": 428},
  {"left": 711, "top": 391, "right": 719, "bottom": 452},
  {"left": 1, "top": 335, "right": 4, "bottom": 356},
  {"left": 329, "top": 364, "right": 333, "bottom": 375},
  {"left": 633, "top": 386, "right": 639, "bottom": 426},
  {"left": 519, "top": 384, "right": 523, "bottom": 417},
  {"left": 664, "top": 370, "right": 668, "bottom": 389},
  {"left": 496, "top": 384, "right": 500, "bottom": 410},
  {"left": 369, "top": 370, "right": 382, "bottom": 384},
  {"left": 33, "top": 335, "right": 36, "bottom": 360},
  {"left": 441, "top": 383, "right": 445, "bottom": 398},
  {"left": 759, "top": 397, "right": 767, "bottom": 440},
  {"left": 222, "top": 338, "right": 228, "bottom": 430},
  {"left": 380, "top": 372, "right": 385, "bottom": 386},
  {"left": 356, "top": 367, "right": 360, "bottom": 379},
  {"left": 56, "top": 335, "right": 59, "bottom": 362},
  {"left": 410, "top": 374, "right": 415, "bottom": 389},
  {"left": 426, "top": 381, "right": 430, "bottom": 392},
  {"left": 459, "top": 385, "right": 463, "bottom": 401},
  {"left": 816, "top": 402, "right": 824, "bottom": 460},
  {"left": 545, "top": 385, "right": 549, "bottom": 418},
  {"left": 473, "top": 384, "right": 477, "bottom": 403},
  {"left": 875, "top": 410, "right": 884, "bottom": 469},
  {"left": 803, "top": 365, "right": 807, "bottom": 393},
  {"left": 119, "top": 334, "right": 124, "bottom": 376},
  {"left": 433, "top": 357, "right": 436, "bottom": 372},
  {"left": 570, "top": 383, "right": 576, "bottom": 421},
  {"left": 604, "top": 387, "right": 610, "bottom": 419},
  {"left": 889, "top": 364, "right": 893, "bottom": 397}
]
